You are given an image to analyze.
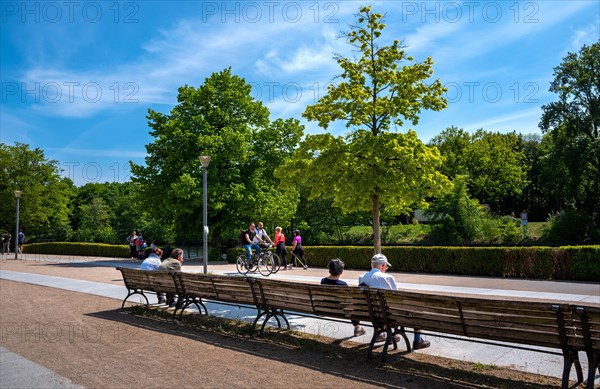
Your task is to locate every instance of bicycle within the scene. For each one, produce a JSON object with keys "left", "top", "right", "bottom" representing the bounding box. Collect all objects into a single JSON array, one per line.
[{"left": 236, "top": 243, "right": 280, "bottom": 276}]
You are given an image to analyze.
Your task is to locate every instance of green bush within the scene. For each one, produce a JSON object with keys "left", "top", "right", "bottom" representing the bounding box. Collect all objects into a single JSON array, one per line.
[
  {"left": 24, "top": 242, "right": 130, "bottom": 258},
  {"left": 542, "top": 209, "right": 598, "bottom": 245},
  {"left": 300, "top": 245, "right": 599, "bottom": 281}
]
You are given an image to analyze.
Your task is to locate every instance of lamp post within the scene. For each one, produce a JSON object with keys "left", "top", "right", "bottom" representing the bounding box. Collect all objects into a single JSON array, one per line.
[
  {"left": 14, "top": 190, "right": 22, "bottom": 260},
  {"left": 199, "top": 156, "right": 211, "bottom": 274}
]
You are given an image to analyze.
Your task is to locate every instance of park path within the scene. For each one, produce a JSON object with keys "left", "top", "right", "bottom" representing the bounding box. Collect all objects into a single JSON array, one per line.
[{"left": 1, "top": 254, "right": 599, "bottom": 387}]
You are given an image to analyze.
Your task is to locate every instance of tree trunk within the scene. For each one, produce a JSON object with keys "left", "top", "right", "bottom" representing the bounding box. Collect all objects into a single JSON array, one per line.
[{"left": 372, "top": 193, "right": 381, "bottom": 254}]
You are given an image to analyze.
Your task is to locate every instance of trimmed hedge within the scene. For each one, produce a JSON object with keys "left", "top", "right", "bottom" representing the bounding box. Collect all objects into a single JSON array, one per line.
[
  {"left": 227, "top": 245, "right": 600, "bottom": 281},
  {"left": 24, "top": 242, "right": 130, "bottom": 258}
]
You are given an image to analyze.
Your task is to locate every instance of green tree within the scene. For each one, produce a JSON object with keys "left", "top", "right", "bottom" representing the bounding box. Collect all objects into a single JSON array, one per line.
[
  {"left": 429, "top": 126, "right": 470, "bottom": 178},
  {"left": 539, "top": 41, "right": 600, "bottom": 236},
  {"left": 285, "top": 6, "right": 449, "bottom": 253},
  {"left": 131, "top": 68, "right": 302, "bottom": 245},
  {"left": 73, "top": 197, "right": 117, "bottom": 243},
  {"left": 430, "top": 128, "right": 528, "bottom": 214},
  {"left": 0, "top": 142, "right": 74, "bottom": 240},
  {"left": 426, "top": 176, "right": 521, "bottom": 244}
]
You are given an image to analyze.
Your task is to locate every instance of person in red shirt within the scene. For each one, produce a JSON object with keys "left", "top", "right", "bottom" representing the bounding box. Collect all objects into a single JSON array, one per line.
[{"left": 274, "top": 226, "right": 288, "bottom": 270}]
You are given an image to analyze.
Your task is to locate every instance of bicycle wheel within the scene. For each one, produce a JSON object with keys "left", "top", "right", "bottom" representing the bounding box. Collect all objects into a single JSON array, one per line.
[
  {"left": 270, "top": 252, "right": 281, "bottom": 273},
  {"left": 236, "top": 254, "right": 249, "bottom": 275},
  {"left": 258, "top": 254, "right": 274, "bottom": 276}
]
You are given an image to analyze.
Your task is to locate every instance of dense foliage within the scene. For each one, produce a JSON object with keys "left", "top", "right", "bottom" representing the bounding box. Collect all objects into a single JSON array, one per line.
[
  {"left": 130, "top": 68, "right": 302, "bottom": 245},
  {"left": 280, "top": 6, "right": 449, "bottom": 253},
  {"left": 0, "top": 143, "right": 74, "bottom": 239},
  {"left": 226, "top": 245, "right": 599, "bottom": 281}
]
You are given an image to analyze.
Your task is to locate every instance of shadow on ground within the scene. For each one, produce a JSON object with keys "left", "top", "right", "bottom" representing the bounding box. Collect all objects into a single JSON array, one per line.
[{"left": 87, "top": 307, "right": 560, "bottom": 389}]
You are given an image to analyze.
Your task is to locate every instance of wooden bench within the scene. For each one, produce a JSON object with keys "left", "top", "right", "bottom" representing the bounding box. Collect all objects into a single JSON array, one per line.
[
  {"left": 118, "top": 267, "right": 203, "bottom": 320},
  {"left": 370, "top": 287, "right": 599, "bottom": 388},
  {"left": 118, "top": 267, "right": 175, "bottom": 308},
  {"left": 116, "top": 267, "right": 599, "bottom": 388}
]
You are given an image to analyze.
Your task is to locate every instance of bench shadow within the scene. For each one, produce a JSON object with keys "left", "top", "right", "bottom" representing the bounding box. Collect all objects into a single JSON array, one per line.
[{"left": 86, "top": 308, "right": 559, "bottom": 389}]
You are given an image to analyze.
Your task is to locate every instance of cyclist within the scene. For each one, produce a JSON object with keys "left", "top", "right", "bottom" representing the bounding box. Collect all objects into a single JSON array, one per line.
[
  {"left": 242, "top": 223, "right": 262, "bottom": 267},
  {"left": 253, "top": 221, "right": 272, "bottom": 245}
]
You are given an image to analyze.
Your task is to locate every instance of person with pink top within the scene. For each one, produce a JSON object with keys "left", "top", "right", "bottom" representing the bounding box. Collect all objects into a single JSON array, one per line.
[{"left": 290, "top": 229, "right": 306, "bottom": 269}]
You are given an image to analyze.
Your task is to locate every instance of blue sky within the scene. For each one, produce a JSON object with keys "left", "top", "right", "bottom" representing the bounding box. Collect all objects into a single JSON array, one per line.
[{"left": 1, "top": 1, "right": 598, "bottom": 185}]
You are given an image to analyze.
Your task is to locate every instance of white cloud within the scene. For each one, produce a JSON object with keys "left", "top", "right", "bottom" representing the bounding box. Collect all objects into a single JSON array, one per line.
[
  {"left": 569, "top": 23, "right": 599, "bottom": 52},
  {"left": 462, "top": 107, "right": 542, "bottom": 133}
]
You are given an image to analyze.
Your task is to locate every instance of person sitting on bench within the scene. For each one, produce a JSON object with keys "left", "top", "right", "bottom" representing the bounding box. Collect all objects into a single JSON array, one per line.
[
  {"left": 359, "top": 254, "right": 430, "bottom": 350},
  {"left": 158, "top": 248, "right": 184, "bottom": 307},
  {"left": 321, "top": 258, "right": 367, "bottom": 337}
]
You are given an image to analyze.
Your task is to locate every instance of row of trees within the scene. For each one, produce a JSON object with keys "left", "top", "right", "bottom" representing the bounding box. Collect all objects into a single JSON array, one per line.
[{"left": 1, "top": 7, "right": 598, "bottom": 248}]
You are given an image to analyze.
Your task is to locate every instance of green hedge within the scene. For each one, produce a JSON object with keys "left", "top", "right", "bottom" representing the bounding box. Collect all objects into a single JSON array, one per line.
[
  {"left": 227, "top": 245, "right": 600, "bottom": 281},
  {"left": 24, "top": 242, "right": 130, "bottom": 258}
]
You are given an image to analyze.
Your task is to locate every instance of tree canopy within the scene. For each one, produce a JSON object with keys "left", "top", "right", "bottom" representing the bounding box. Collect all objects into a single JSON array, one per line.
[
  {"left": 539, "top": 41, "right": 600, "bottom": 222},
  {"left": 279, "top": 6, "right": 449, "bottom": 253},
  {"left": 430, "top": 128, "right": 528, "bottom": 213},
  {"left": 131, "top": 68, "right": 303, "bottom": 243},
  {"left": 0, "top": 142, "right": 74, "bottom": 238}
]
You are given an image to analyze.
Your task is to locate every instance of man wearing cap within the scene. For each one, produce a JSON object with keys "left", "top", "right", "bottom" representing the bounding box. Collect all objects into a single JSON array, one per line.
[{"left": 359, "top": 253, "right": 431, "bottom": 350}]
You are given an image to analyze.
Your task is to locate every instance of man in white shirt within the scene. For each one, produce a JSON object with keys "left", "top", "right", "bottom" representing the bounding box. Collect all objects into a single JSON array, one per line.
[
  {"left": 139, "top": 248, "right": 166, "bottom": 304},
  {"left": 359, "top": 254, "right": 430, "bottom": 350},
  {"left": 252, "top": 221, "right": 272, "bottom": 244}
]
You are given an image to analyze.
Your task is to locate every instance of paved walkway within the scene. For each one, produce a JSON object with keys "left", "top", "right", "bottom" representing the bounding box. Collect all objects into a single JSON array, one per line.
[
  {"left": 1, "top": 347, "right": 84, "bottom": 389},
  {"left": 1, "top": 254, "right": 599, "bottom": 386}
]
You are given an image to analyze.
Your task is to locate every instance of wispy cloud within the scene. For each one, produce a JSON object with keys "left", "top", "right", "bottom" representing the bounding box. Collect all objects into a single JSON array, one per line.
[
  {"left": 45, "top": 147, "right": 147, "bottom": 158},
  {"left": 462, "top": 107, "right": 542, "bottom": 133},
  {"left": 568, "top": 23, "right": 599, "bottom": 52}
]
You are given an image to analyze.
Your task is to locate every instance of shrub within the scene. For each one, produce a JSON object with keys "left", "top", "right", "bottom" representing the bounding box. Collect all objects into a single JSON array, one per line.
[
  {"left": 300, "top": 245, "right": 599, "bottom": 281},
  {"left": 24, "top": 242, "right": 130, "bottom": 258},
  {"left": 542, "top": 209, "right": 598, "bottom": 245}
]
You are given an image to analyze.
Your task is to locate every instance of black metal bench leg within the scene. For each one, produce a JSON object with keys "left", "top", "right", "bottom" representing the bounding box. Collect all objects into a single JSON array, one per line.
[
  {"left": 586, "top": 351, "right": 600, "bottom": 389},
  {"left": 393, "top": 326, "right": 412, "bottom": 352},
  {"left": 561, "top": 350, "right": 582, "bottom": 389},
  {"left": 259, "top": 312, "right": 275, "bottom": 336},
  {"left": 252, "top": 310, "right": 267, "bottom": 334},
  {"left": 121, "top": 290, "right": 149, "bottom": 310},
  {"left": 178, "top": 299, "right": 207, "bottom": 320},
  {"left": 381, "top": 327, "right": 394, "bottom": 362},
  {"left": 367, "top": 327, "right": 385, "bottom": 360}
]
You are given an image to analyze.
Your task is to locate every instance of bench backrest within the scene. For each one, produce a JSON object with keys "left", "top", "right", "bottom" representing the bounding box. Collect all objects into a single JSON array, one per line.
[
  {"left": 378, "top": 288, "right": 568, "bottom": 350},
  {"left": 209, "top": 275, "right": 260, "bottom": 307},
  {"left": 569, "top": 305, "right": 600, "bottom": 352},
  {"left": 176, "top": 272, "right": 220, "bottom": 300},
  {"left": 143, "top": 270, "right": 179, "bottom": 295},
  {"left": 118, "top": 267, "right": 176, "bottom": 294},
  {"left": 251, "top": 278, "right": 374, "bottom": 324},
  {"left": 309, "top": 284, "right": 372, "bottom": 323},
  {"left": 252, "top": 278, "right": 315, "bottom": 315}
]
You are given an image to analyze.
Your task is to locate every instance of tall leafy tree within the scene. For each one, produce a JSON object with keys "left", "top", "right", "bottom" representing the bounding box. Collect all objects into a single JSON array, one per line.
[
  {"left": 0, "top": 142, "right": 74, "bottom": 239},
  {"left": 539, "top": 42, "right": 600, "bottom": 221},
  {"left": 72, "top": 197, "right": 117, "bottom": 243},
  {"left": 279, "top": 7, "right": 449, "bottom": 253},
  {"left": 131, "top": 68, "right": 302, "bottom": 244},
  {"left": 430, "top": 128, "right": 528, "bottom": 214}
]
